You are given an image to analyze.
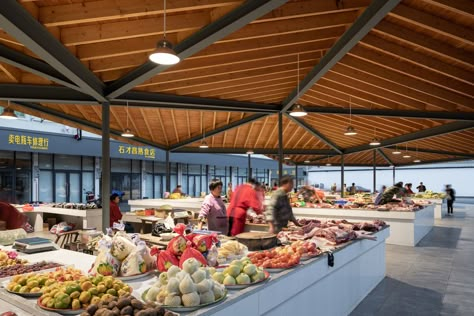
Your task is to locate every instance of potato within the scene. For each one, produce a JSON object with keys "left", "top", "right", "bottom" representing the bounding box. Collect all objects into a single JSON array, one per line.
[
  {"left": 108, "top": 301, "right": 118, "bottom": 310},
  {"left": 131, "top": 299, "right": 144, "bottom": 310},
  {"left": 120, "top": 306, "right": 133, "bottom": 315},
  {"left": 116, "top": 297, "right": 131, "bottom": 309},
  {"left": 86, "top": 304, "right": 99, "bottom": 315}
]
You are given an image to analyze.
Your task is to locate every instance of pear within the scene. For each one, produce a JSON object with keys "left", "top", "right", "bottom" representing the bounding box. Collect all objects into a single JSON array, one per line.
[
  {"left": 243, "top": 264, "right": 257, "bottom": 276},
  {"left": 212, "top": 272, "right": 225, "bottom": 284},
  {"left": 236, "top": 273, "right": 251, "bottom": 285},
  {"left": 226, "top": 265, "right": 241, "bottom": 278},
  {"left": 223, "top": 275, "right": 236, "bottom": 286}
]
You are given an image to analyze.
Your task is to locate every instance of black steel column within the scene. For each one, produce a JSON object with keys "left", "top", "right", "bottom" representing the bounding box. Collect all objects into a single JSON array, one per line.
[
  {"left": 373, "top": 149, "right": 376, "bottom": 193},
  {"left": 295, "top": 164, "right": 298, "bottom": 188},
  {"left": 278, "top": 112, "right": 283, "bottom": 181},
  {"left": 101, "top": 101, "right": 110, "bottom": 233},
  {"left": 341, "top": 154, "right": 345, "bottom": 198},
  {"left": 165, "top": 151, "right": 170, "bottom": 192},
  {"left": 393, "top": 166, "right": 396, "bottom": 184},
  {"left": 248, "top": 154, "right": 252, "bottom": 181}
]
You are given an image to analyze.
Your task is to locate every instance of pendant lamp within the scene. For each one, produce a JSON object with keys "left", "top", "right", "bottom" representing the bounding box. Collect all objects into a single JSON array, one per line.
[
  {"left": 289, "top": 53, "right": 307, "bottom": 117},
  {"left": 0, "top": 101, "right": 18, "bottom": 120},
  {"left": 121, "top": 101, "right": 134, "bottom": 137},
  {"left": 149, "top": 0, "right": 180, "bottom": 65},
  {"left": 369, "top": 128, "right": 381, "bottom": 146},
  {"left": 402, "top": 144, "right": 411, "bottom": 158},
  {"left": 413, "top": 145, "right": 421, "bottom": 163},
  {"left": 392, "top": 145, "right": 401, "bottom": 155},
  {"left": 304, "top": 160, "right": 310, "bottom": 163},
  {"left": 199, "top": 113, "right": 208, "bottom": 149},
  {"left": 344, "top": 96, "right": 357, "bottom": 135},
  {"left": 246, "top": 150, "right": 254, "bottom": 155},
  {"left": 325, "top": 156, "right": 332, "bottom": 166}
]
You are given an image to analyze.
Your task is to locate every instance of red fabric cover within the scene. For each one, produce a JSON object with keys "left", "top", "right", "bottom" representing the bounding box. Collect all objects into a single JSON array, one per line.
[
  {"left": 109, "top": 201, "right": 123, "bottom": 227},
  {"left": 0, "top": 202, "right": 27, "bottom": 230}
]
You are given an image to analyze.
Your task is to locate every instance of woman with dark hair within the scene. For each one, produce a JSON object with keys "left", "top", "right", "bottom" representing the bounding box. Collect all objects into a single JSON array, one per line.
[
  {"left": 198, "top": 179, "right": 228, "bottom": 234},
  {"left": 109, "top": 193, "right": 123, "bottom": 228}
]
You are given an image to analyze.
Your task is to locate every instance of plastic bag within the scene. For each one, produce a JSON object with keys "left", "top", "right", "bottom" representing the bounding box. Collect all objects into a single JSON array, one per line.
[
  {"left": 186, "top": 233, "right": 218, "bottom": 253},
  {"left": 89, "top": 238, "right": 121, "bottom": 276},
  {"left": 111, "top": 233, "right": 135, "bottom": 261},
  {"left": 120, "top": 242, "right": 147, "bottom": 276},
  {"left": 179, "top": 242, "right": 207, "bottom": 268},
  {"left": 206, "top": 244, "right": 219, "bottom": 267},
  {"left": 167, "top": 223, "right": 187, "bottom": 256}
]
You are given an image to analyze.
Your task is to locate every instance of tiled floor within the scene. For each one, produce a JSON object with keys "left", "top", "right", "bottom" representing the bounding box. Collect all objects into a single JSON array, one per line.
[{"left": 351, "top": 203, "right": 474, "bottom": 316}]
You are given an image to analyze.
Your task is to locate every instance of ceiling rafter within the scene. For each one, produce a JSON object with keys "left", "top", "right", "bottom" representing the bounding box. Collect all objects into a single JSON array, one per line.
[
  {"left": 384, "top": 146, "right": 474, "bottom": 158},
  {"left": 105, "top": 0, "right": 290, "bottom": 99},
  {"left": 377, "top": 148, "right": 394, "bottom": 166},
  {"left": 281, "top": 0, "right": 402, "bottom": 112},
  {"left": 0, "top": 0, "right": 106, "bottom": 102}
]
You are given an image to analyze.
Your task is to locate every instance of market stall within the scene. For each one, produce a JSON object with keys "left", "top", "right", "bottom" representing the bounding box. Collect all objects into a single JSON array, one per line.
[
  {"left": 19, "top": 206, "right": 102, "bottom": 232},
  {"left": 412, "top": 199, "right": 446, "bottom": 219},
  {"left": 0, "top": 225, "right": 389, "bottom": 316},
  {"left": 128, "top": 198, "right": 204, "bottom": 212},
  {"left": 292, "top": 205, "right": 434, "bottom": 247}
]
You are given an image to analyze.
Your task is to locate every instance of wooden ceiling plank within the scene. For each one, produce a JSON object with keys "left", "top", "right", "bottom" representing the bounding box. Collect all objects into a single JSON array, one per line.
[
  {"left": 232, "top": 113, "right": 245, "bottom": 147},
  {"left": 157, "top": 109, "right": 169, "bottom": 146},
  {"left": 40, "top": 0, "right": 240, "bottom": 27},
  {"left": 426, "top": 0, "right": 474, "bottom": 16},
  {"left": 212, "top": 111, "right": 217, "bottom": 146},
  {"left": 139, "top": 54, "right": 321, "bottom": 87},
  {"left": 146, "top": 64, "right": 315, "bottom": 94},
  {"left": 222, "top": 112, "right": 231, "bottom": 145},
  {"left": 330, "top": 63, "right": 459, "bottom": 111},
  {"left": 170, "top": 110, "right": 180, "bottom": 143},
  {"left": 390, "top": 4, "right": 474, "bottom": 44},
  {"left": 242, "top": 92, "right": 288, "bottom": 103},
  {"left": 139, "top": 108, "right": 156, "bottom": 142},
  {"left": 212, "top": 79, "right": 297, "bottom": 99},
  {"left": 186, "top": 111, "right": 191, "bottom": 139},
  {"left": 374, "top": 21, "right": 473, "bottom": 68},
  {"left": 361, "top": 33, "right": 474, "bottom": 84},
  {"left": 349, "top": 45, "right": 473, "bottom": 98},
  {"left": 254, "top": 116, "right": 268, "bottom": 148},
  {"left": 285, "top": 124, "right": 303, "bottom": 149},
  {"left": 223, "top": 86, "right": 293, "bottom": 100},
  {"left": 243, "top": 122, "right": 254, "bottom": 148},
  {"left": 264, "top": 119, "right": 278, "bottom": 148},
  {"left": 60, "top": 12, "right": 210, "bottom": 46},
  {"left": 340, "top": 54, "right": 474, "bottom": 109},
  {"left": 0, "top": 63, "right": 21, "bottom": 82}
]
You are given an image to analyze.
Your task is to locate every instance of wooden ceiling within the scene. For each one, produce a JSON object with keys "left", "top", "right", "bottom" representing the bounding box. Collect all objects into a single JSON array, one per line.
[{"left": 0, "top": 0, "right": 473, "bottom": 166}]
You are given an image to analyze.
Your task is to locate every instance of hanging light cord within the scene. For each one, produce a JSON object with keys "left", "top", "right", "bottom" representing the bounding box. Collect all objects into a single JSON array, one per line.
[
  {"left": 126, "top": 100, "right": 129, "bottom": 128},
  {"left": 297, "top": 53, "right": 300, "bottom": 98},
  {"left": 349, "top": 96, "right": 352, "bottom": 124},
  {"left": 163, "top": 0, "right": 167, "bottom": 39}
]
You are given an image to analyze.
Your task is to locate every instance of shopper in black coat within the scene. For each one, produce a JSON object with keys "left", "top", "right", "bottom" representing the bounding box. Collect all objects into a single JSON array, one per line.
[{"left": 445, "top": 184, "right": 456, "bottom": 216}]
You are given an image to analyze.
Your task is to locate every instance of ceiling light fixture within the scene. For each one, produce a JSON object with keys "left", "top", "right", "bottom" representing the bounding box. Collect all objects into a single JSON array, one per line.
[
  {"left": 121, "top": 101, "right": 134, "bottom": 137},
  {"left": 246, "top": 150, "right": 254, "bottom": 155},
  {"left": 284, "top": 156, "right": 291, "bottom": 160},
  {"left": 325, "top": 156, "right": 331, "bottom": 166},
  {"left": 149, "top": 0, "right": 180, "bottom": 65},
  {"left": 369, "top": 128, "right": 381, "bottom": 146},
  {"left": 344, "top": 96, "right": 357, "bottom": 135},
  {"left": 304, "top": 160, "right": 310, "bottom": 163},
  {"left": 199, "top": 113, "right": 208, "bottom": 149},
  {"left": 0, "top": 101, "right": 18, "bottom": 120},
  {"left": 392, "top": 145, "right": 401, "bottom": 155},
  {"left": 413, "top": 145, "right": 421, "bottom": 163},
  {"left": 289, "top": 53, "right": 307, "bottom": 117},
  {"left": 403, "top": 143, "right": 411, "bottom": 158}
]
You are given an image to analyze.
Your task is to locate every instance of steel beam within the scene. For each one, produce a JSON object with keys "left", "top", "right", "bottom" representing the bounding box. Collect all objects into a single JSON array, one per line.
[
  {"left": 0, "top": 0, "right": 106, "bottom": 101},
  {"left": 385, "top": 146, "right": 474, "bottom": 158},
  {"left": 304, "top": 106, "right": 474, "bottom": 121},
  {"left": 173, "top": 148, "right": 337, "bottom": 155},
  {"left": 105, "top": 0, "right": 289, "bottom": 99},
  {"left": 281, "top": 0, "right": 401, "bottom": 112},
  {"left": 285, "top": 114, "right": 343, "bottom": 154},
  {"left": 13, "top": 101, "right": 167, "bottom": 150},
  {"left": 0, "top": 43, "right": 79, "bottom": 90},
  {"left": 344, "top": 121, "right": 474, "bottom": 155},
  {"left": 170, "top": 114, "right": 267, "bottom": 151},
  {"left": 377, "top": 148, "right": 395, "bottom": 166},
  {"left": 0, "top": 84, "right": 97, "bottom": 104},
  {"left": 101, "top": 101, "right": 110, "bottom": 233},
  {"left": 118, "top": 91, "right": 279, "bottom": 113}
]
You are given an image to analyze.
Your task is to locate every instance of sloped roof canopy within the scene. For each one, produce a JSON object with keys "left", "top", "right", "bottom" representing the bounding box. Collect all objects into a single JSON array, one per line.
[{"left": 0, "top": 0, "right": 472, "bottom": 166}]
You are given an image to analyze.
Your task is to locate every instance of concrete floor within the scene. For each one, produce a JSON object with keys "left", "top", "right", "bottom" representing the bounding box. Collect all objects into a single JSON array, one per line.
[{"left": 351, "top": 203, "right": 474, "bottom": 316}]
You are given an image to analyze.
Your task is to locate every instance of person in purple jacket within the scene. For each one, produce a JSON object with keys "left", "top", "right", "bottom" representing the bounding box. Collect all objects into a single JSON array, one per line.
[{"left": 198, "top": 179, "right": 228, "bottom": 234}]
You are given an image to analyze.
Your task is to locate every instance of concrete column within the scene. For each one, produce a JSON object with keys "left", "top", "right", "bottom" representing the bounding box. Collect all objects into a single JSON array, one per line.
[
  {"left": 278, "top": 112, "right": 283, "bottom": 181},
  {"left": 373, "top": 150, "right": 377, "bottom": 193},
  {"left": 340, "top": 154, "right": 345, "bottom": 198},
  {"left": 141, "top": 160, "right": 146, "bottom": 198},
  {"left": 32, "top": 153, "right": 39, "bottom": 202}
]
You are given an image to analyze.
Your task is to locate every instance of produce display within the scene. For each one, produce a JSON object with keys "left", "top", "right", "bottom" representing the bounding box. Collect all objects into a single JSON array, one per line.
[
  {"left": 371, "top": 201, "right": 423, "bottom": 212},
  {"left": 6, "top": 267, "right": 85, "bottom": 295},
  {"left": 0, "top": 261, "right": 62, "bottom": 279},
  {"left": 38, "top": 275, "right": 132, "bottom": 311},
  {"left": 0, "top": 249, "right": 27, "bottom": 267},
  {"left": 50, "top": 202, "right": 99, "bottom": 209},
  {"left": 289, "top": 240, "right": 321, "bottom": 259},
  {"left": 89, "top": 232, "right": 155, "bottom": 277},
  {"left": 247, "top": 246, "right": 301, "bottom": 270},
  {"left": 143, "top": 258, "right": 226, "bottom": 310},
  {"left": 211, "top": 257, "right": 267, "bottom": 288},
  {"left": 414, "top": 190, "right": 446, "bottom": 199},
  {"left": 78, "top": 295, "right": 177, "bottom": 316}
]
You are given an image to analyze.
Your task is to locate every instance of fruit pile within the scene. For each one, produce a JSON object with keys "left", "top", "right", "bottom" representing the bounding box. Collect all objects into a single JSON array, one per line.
[
  {"left": 144, "top": 258, "right": 226, "bottom": 308},
  {"left": 38, "top": 275, "right": 131, "bottom": 310},
  {"left": 6, "top": 267, "right": 85, "bottom": 294},
  {"left": 211, "top": 257, "right": 266, "bottom": 286},
  {"left": 289, "top": 240, "right": 320, "bottom": 258},
  {"left": 0, "top": 261, "right": 62, "bottom": 278},
  {"left": 79, "top": 295, "right": 177, "bottom": 316},
  {"left": 247, "top": 247, "right": 301, "bottom": 269},
  {"left": 0, "top": 249, "right": 27, "bottom": 268},
  {"left": 216, "top": 241, "right": 248, "bottom": 263}
]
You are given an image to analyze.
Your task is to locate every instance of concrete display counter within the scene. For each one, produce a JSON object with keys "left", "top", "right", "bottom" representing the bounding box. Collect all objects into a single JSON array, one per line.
[
  {"left": 20, "top": 206, "right": 102, "bottom": 232},
  {"left": 128, "top": 198, "right": 204, "bottom": 212},
  {"left": 293, "top": 205, "right": 434, "bottom": 246}
]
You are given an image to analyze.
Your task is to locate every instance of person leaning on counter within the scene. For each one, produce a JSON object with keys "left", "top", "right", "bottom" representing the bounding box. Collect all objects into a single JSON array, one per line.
[
  {"left": 375, "top": 182, "right": 405, "bottom": 205},
  {"left": 198, "top": 179, "right": 228, "bottom": 235},
  {"left": 266, "top": 175, "right": 301, "bottom": 234}
]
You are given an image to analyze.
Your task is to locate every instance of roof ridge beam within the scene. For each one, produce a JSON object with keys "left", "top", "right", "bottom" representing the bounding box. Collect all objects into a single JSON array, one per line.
[
  {"left": 281, "top": 0, "right": 401, "bottom": 112},
  {"left": 344, "top": 121, "right": 474, "bottom": 155},
  {"left": 170, "top": 114, "right": 268, "bottom": 151},
  {"left": 105, "top": 0, "right": 290, "bottom": 99},
  {"left": 0, "top": 84, "right": 97, "bottom": 104},
  {"left": 0, "top": 0, "right": 106, "bottom": 102},
  {"left": 285, "top": 113, "right": 342, "bottom": 154}
]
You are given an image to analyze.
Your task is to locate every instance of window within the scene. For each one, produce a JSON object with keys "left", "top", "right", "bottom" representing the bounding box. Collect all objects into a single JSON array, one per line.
[
  {"left": 39, "top": 170, "right": 53, "bottom": 202},
  {"left": 54, "top": 154, "right": 81, "bottom": 170},
  {"left": 39, "top": 154, "right": 52, "bottom": 169},
  {"left": 82, "top": 157, "right": 94, "bottom": 171}
]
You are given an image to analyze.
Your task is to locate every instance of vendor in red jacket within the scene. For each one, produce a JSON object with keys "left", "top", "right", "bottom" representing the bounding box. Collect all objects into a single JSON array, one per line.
[
  {"left": 109, "top": 193, "right": 123, "bottom": 227},
  {"left": 227, "top": 178, "right": 263, "bottom": 236}
]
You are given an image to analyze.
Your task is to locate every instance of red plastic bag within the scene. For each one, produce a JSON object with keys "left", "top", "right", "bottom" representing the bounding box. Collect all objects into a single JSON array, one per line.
[
  {"left": 186, "top": 233, "right": 218, "bottom": 253},
  {"left": 179, "top": 242, "right": 207, "bottom": 268},
  {"left": 151, "top": 247, "right": 180, "bottom": 272},
  {"left": 166, "top": 224, "right": 187, "bottom": 256}
]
